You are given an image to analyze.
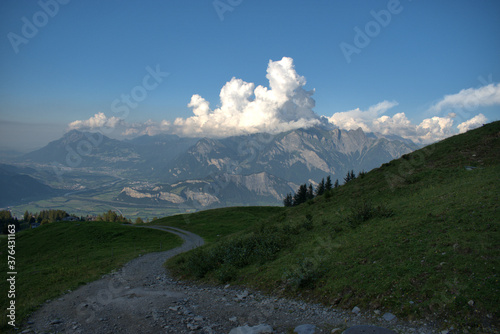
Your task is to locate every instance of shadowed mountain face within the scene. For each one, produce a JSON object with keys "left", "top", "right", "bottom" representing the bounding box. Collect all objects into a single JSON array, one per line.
[
  {"left": 0, "top": 164, "right": 61, "bottom": 208},
  {"left": 17, "top": 126, "right": 418, "bottom": 208}
]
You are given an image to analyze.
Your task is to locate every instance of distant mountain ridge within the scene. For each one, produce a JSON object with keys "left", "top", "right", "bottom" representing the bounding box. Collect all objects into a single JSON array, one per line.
[
  {"left": 21, "top": 130, "right": 199, "bottom": 172},
  {"left": 159, "top": 126, "right": 419, "bottom": 185},
  {"left": 18, "top": 126, "right": 419, "bottom": 208},
  {"left": 22, "top": 130, "right": 143, "bottom": 168}
]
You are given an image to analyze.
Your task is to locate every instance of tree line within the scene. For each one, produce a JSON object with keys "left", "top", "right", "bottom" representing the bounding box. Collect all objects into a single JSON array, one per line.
[
  {"left": 0, "top": 209, "right": 155, "bottom": 234},
  {"left": 97, "top": 210, "right": 130, "bottom": 223},
  {"left": 0, "top": 210, "right": 19, "bottom": 234},
  {"left": 22, "top": 209, "right": 132, "bottom": 224},
  {"left": 283, "top": 169, "right": 365, "bottom": 207},
  {"left": 23, "top": 209, "right": 70, "bottom": 224}
]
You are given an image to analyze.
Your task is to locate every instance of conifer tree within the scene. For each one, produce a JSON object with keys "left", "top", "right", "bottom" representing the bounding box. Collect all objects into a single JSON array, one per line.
[
  {"left": 344, "top": 170, "right": 357, "bottom": 184},
  {"left": 293, "top": 184, "right": 308, "bottom": 206},
  {"left": 307, "top": 183, "right": 315, "bottom": 201},
  {"left": 283, "top": 193, "right": 293, "bottom": 207},
  {"left": 325, "top": 175, "right": 332, "bottom": 191},
  {"left": 316, "top": 178, "right": 325, "bottom": 196},
  {"left": 344, "top": 171, "right": 351, "bottom": 184}
]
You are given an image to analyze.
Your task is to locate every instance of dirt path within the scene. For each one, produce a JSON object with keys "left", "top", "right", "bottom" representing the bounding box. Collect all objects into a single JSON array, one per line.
[{"left": 21, "top": 226, "right": 441, "bottom": 334}]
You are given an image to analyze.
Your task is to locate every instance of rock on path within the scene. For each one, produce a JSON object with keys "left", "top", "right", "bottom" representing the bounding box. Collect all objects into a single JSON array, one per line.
[{"left": 20, "top": 226, "right": 439, "bottom": 333}]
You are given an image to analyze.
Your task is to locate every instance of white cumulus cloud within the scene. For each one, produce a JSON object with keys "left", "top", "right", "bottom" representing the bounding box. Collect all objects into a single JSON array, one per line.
[
  {"left": 172, "top": 57, "right": 320, "bottom": 137},
  {"left": 415, "top": 116, "right": 455, "bottom": 143},
  {"left": 372, "top": 112, "right": 417, "bottom": 138},
  {"left": 327, "top": 102, "right": 485, "bottom": 144},
  {"left": 429, "top": 83, "right": 500, "bottom": 113},
  {"left": 457, "top": 113, "right": 488, "bottom": 133},
  {"left": 327, "top": 100, "right": 399, "bottom": 132},
  {"left": 68, "top": 112, "right": 123, "bottom": 131}
]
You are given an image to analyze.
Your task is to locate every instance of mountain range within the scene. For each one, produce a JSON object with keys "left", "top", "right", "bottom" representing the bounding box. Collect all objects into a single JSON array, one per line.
[{"left": 13, "top": 126, "right": 419, "bottom": 210}]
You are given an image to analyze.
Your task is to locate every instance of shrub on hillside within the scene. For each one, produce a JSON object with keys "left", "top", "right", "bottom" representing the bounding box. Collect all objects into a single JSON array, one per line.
[
  {"left": 283, "top": 258, "right": 326, "bottom": 290},
  {"left": 185, "top": 248, "right": 219, "bottom": 278},
  {"left": 301, "top": 214, "right": 314, "bottom": 231},
  {"left": 346, "top": 200, "right": 394, "bottom": 228},
  {"left": 183, "top": 231, "right": 289, "bottom": 282},
  {"left": 215, "top": 264, "right": 237, "bottom": 283}
]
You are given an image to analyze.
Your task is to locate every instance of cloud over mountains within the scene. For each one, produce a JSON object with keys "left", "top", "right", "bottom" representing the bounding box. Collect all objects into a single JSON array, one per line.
[
  {"left": 68, "top": 57, "right": 493, "bottom": 144},
  {"left": 173, "top": 57, "right": 321, "bottom": 137},
  {"left": 69, "top": 112, "right": 123, "bottom": 132}
]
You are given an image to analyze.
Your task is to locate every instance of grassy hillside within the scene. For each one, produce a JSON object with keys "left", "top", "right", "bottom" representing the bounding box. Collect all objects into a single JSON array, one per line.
[
  {"left": 0, "top": 221, "right": 182, "bottom": 330},
  {"left": 166, "top": 122, "right": 500, "bottom": 332},
  {"left": 150, "top": 206, "right": 285, "bottom": 243}
]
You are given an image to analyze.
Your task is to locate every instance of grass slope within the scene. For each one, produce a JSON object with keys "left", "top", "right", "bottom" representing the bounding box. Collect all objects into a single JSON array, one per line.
[
  {"left": 150, "top": 206, "right": 285, "bottom": 243},
  {"left": 166, "top": 122, "right": 500, "bottom": 332},
  {"left": 0, "top": 221, "right": 182, "bottom": 330}
]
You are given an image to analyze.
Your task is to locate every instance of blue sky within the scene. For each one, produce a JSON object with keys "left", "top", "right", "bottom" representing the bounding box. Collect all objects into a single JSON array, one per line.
[{"left": 1, "top": 0, "right": 499, "bottom": 150}]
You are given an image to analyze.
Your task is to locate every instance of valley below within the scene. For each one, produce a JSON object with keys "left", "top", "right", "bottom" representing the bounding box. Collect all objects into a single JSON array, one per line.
[
  {"left": 3, "top": 125, "right": 418, "bottom": 220},
  {"left": 7, "top": 171, "right": 183, "bottom": 221}
]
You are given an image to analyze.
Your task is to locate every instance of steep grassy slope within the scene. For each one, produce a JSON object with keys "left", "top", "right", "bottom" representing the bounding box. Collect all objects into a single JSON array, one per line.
[
  {"left": 0, "top": 222, "right": 182, "bottom": 330},
  {"left": 166, "top": 122, "right": 500, "bottom": 332}
]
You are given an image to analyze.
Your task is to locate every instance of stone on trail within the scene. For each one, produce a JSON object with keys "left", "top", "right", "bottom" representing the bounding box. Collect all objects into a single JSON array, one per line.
[
  {"left": 236, "top": 290, "right": 249, "bottom": 300},
  {"left": 187, "top": 323, "right": 201, "bottom": 330},
  {"left": 229, "top": 324, "right": 274, "bottom": 334},
  {"left": 382, "top": 312, "right": 397, "bottom": 322},
  {"left": 294, "top": 323, "right": 317, "bottom": 333},
  {"left": 342, "top": 325, "right": 397, "bottom": 334}
]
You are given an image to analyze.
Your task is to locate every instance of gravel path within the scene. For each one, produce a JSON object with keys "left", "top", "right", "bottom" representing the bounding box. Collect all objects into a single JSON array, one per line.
[{"left": 20, "top": 226, "right": 444, "bottom": 334}]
